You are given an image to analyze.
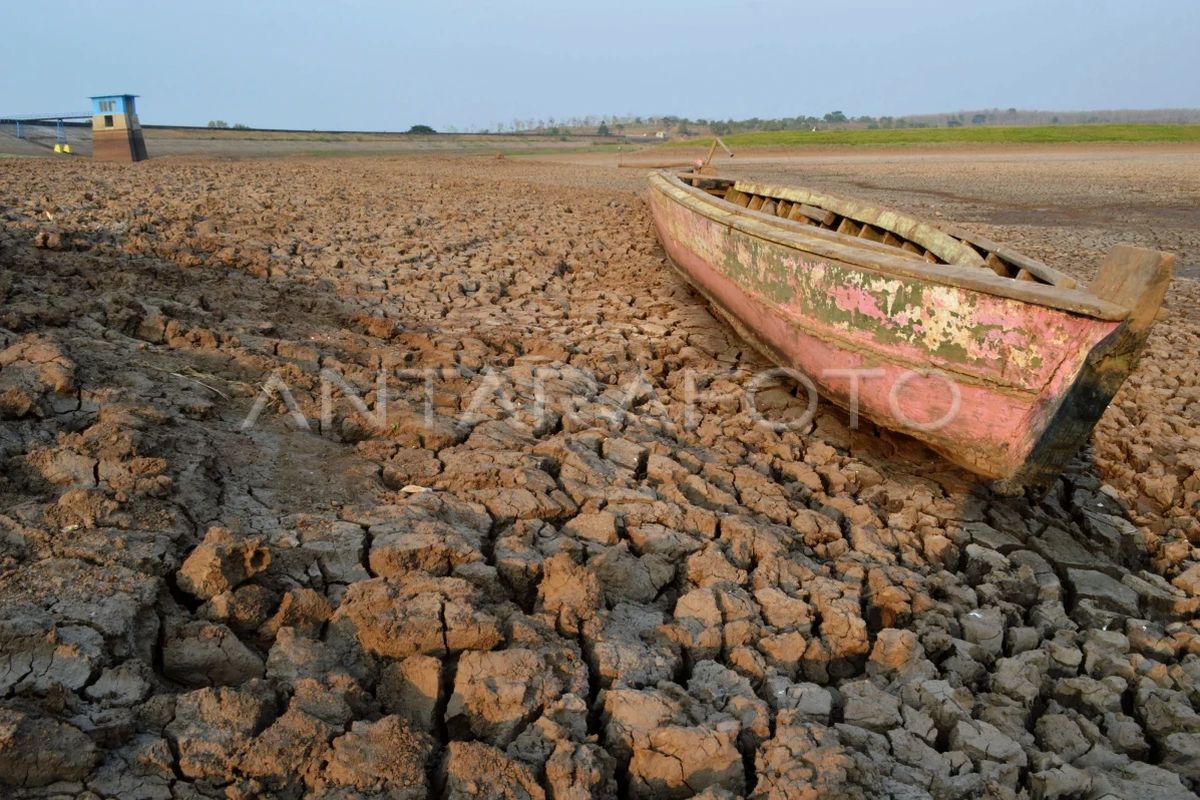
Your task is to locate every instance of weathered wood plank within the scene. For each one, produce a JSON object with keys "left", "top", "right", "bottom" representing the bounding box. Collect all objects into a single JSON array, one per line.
[
  {"left": 724, "top": 188, "right": 751, "bottom": 207},
  {"left": 792, "top": 204, "right": 837, "bottom": 226},
  {"left": 859, "top": 224, "right": 885, "bottom": 243},
  {"left": 1089, "top": 245, "right": 1175, "bottom": 333},
  {"left": 985, "top": 252, "right": 1014, "bottom": 278}
]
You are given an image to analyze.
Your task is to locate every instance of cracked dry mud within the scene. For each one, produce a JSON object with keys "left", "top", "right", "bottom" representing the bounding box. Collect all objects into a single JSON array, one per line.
[{"left": 0, "top": 150, "right": 1198, "bottom": 800}]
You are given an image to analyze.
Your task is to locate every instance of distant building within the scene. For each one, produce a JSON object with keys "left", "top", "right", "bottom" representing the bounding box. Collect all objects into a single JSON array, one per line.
[{"left": 91, "top": 94, "right": 148, "bottom": 162}]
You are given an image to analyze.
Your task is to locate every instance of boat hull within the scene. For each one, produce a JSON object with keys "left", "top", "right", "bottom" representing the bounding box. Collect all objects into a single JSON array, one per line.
[{"left": 647, "top": 172, "right": 1147, "bottom": 485}]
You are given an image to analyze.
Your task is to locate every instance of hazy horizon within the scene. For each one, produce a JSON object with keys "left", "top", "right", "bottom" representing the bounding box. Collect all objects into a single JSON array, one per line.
[{"left": 3, "top": 0, "right": 1197, "bottom": 131}]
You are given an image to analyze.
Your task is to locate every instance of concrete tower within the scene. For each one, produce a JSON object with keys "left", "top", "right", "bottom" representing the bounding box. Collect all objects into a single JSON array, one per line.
[{"left": 91, "top": 94, "right": 148, "bottom": 162}]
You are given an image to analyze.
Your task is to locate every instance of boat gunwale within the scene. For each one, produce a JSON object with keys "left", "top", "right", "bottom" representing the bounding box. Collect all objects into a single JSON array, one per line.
[{"left": 651, "top": 170, "right": 1128, "bottom": 321}]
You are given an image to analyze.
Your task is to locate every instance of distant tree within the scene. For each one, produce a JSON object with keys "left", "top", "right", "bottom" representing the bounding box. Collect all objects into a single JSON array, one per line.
[
  {"left": 971, "top": 113, "right": 987, "bottom": 125},
  {"left": 406, "top": 124, "right": 436, "bottom": 134},
  {"left": 946, "top": 119, "right": 962, "bottom": 127},
  {"left": 597, "top": 121, "right": 610, "bottom": 136},
  {"left": 207, "top": 120, "right": 229, "bottom": 129},
  {"left": 1007, "top": 107, "right": 1017, "bottom": 115},
  {"left": 232, "top": 123, "right": 250, "bottom": 130},
  {"left": 823, "top": 110, "right": 847, "bottom": 123},
  {"left": 1051, "top": 116, "right": 1061, "bottom": 124}
]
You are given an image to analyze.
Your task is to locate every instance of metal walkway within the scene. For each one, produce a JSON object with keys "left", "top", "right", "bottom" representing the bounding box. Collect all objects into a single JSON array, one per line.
[{"left": 0, "top": 112, "right": 90, "bottom": 145}]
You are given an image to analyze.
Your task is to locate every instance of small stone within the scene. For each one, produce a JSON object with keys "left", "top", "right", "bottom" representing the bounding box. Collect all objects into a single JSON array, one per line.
[
  {"left": 1159, "top": 732, "right": 1200, "bottom": 779},
  {"left": 0, "top": 707, "right": 97, "bottom": 787},
  {"left": 949, "top": 719, "right": 1027, "bottom": 767},
  {"left": 840, "top": 680, "right": 902, "bottom": 733},
  {"left": 960, "top": 607, "right": 1005, "bottom": 657},
  {"left": 378, "top": 655, "right": 442, "bottom": 731},
  {"left": 1171, "top": 563, "right": 1200, "bottom": 597},
  {"left": 1137, "top": 687, "right": 1200, "bottom": 740},
  {"left": 177, "top": 527, "right": 271, "bottom": 600},
  {"left": 162, "top": 622, "right": 265, "bottom": 687},
  {"left": 545, "top": 740, "right": 616, "bottom": 800},
  {"left": 1082, "top": 629, "right": 1132, "bottom": 680},
  {"left": 562, "top": 511, "right": 620, "bottom": 545},
  {"left": 447, "top": 648, "right": 581, "bottom": 747},
  {"left": 205, "top": 584, "right": 277, "bottom": 634},
  {"left": 602, "top": 437, "right": 647, "bottom": 472},
  {"left": 964, "top": 521, "right": 1022, "bottom": 552},
  {"left": 923, "top": 533, "right": 959, "bottom": 569},
  {"left": 319, "top": 715, "right": 433, "bottom": 798},
  {"left": 330, "top": 575, "right": 502, "bottom": 658},
  {"left": 991, "top": 650, "right": 1048, "bottom": 705},
  {"left": 1126, "top": 619, "right": 1176, "bottom": 660},
  {"left": 1103, "top": 711, "right": 1149, "bottom": 757},
  {"left": 1055, "top": 676, "right": 1125, "bottom": 715},
  {"left": 1034, "top": 714, "right": 1090, "bottom": 762},
  {"left": 85, "top": 660, "right": 152, "bottom": 706},
  {"left": 1006, "top": 626, "right": 1040, "bottom": 655},
  {"left": 629, "top": 725, "right": 743, "bottom": 799},
  {"left": 33, "top": 230, "right": 63, "bottom": 250},
  {"left": 440, "top": 740, "right": 545, "bottom": 800},
  {"left": 538, "top": 552, "right": 601, "bottom": 636},
  {"left": 1031, "top": 527, "right": 1113, "bottom": 574},
  {"left": 1030, "top": 763, "right": 1092, "bottom": 799},
  {"left": 763, "top": 678, "right": 832, "bottom": 723},
  {"left": 1066, "top": 569, "right": 1140, "bottom": 617},
  {"left": 867, "top": 628, "right": 932, "bottom": 681},
  {"left": 166, "top": 683, "right": 276, "bottom": 780},
  {"left": 1046, "top": 633, "right": 1083, "bottom": 677},
  {"left": 260, "top": 587, "right": 332, "bottom": 639},
  {"left": 902, "top": 706, "right": 937, "bottom": 744},
  {"left": 1123, "top": 572, "right": 1187, "bottom": 621}
]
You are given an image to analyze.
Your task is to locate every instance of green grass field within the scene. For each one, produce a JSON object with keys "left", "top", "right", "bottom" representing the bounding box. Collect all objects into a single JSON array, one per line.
[{"left": 667, "top": 124, "right": 1200, "bottom": 149}]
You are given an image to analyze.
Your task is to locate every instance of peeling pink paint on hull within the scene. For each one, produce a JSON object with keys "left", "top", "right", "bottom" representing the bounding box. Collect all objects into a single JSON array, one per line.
[{"left": 647, "top": 180, "right": 1126, "bottom": 482}]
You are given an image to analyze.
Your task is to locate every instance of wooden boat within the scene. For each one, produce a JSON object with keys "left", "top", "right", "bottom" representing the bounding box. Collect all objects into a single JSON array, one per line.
[{"left": 647, "top": 170, "right": 1174, "bottom": 488}]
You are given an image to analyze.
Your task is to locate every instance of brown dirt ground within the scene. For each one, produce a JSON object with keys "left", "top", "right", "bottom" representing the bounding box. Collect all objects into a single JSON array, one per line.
[{"left": 0, "top": 145, "right": 1198, "bottom": 799}]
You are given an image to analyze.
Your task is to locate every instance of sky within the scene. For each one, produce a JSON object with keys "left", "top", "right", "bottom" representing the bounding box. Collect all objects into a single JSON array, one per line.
[{"left": 2, "top": 0, "right": 1198, "bottom": 131}]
